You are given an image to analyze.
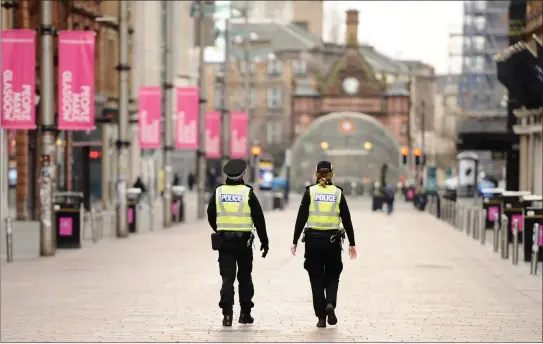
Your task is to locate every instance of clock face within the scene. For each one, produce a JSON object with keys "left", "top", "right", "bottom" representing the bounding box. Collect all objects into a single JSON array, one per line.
[{"left": 342, "top": 77, "right": 359, "bottom": 95}]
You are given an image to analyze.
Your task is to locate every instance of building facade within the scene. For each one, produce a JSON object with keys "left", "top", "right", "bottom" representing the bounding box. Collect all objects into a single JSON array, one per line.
[
  {"left": 236, "top": 0, "right": 324, "bottom": 40},
  {"left": 204, "top": 55, "right": 295, "bottom": 163},
  {"left": 292, "top": 10, "right": 410, "bottom": 157},
  {"left": 513, "top": 0, "right": 543, "bottom": 196}
]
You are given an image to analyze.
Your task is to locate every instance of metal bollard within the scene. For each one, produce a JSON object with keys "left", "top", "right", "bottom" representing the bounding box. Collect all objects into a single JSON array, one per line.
[
  {"left": 466, "top": 207, "right": 472, "bottom": 236},
  {"left": 4, "top": 217, "right": 13, "bottom": 263},
  {"left": 149, "top": 199, "right": 154, "bottom": 231},
  {"left": 493, "top": 213, "right": 500, "bottom": 252},
  {"left": 480, "top": 209, "right": 487, "bottom": 245},
  {"left": 455, "top": 205, "right": 466, "bottom": 231},
  {"left": 451, "top": 202, "right": 456, "bottom": 226},
  {"left": 512, "top": 218, "right": 519, "bottom": 265},
  {"left": 472, "top": 207, "right": 479, "bottom": 240},
  {"left": 90, "top": 208, "right": 98, "bottom": 243},
  {"left": 501, "top": 215, "right": 509, "bottom": 259},
  {"left": 531, "top": 224, "right": 540, "bottom": 275}
]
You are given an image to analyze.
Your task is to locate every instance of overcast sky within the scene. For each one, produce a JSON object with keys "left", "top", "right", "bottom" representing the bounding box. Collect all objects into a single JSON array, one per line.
[{"left": 326, "top": 1, "right": 464, "bottom": 75}]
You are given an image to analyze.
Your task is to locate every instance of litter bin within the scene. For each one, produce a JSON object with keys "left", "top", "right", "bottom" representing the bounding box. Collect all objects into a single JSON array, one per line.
[
  {"left": 502, "top": 191, "right": 531, "bottom": 244},
  {"left": 273, "top": 190, "right": 284, "bottom": 210},
  {"left": 372, "top": 190, "right": 384, "bottom": 211},
  {"left": 481, "top": 188, "right": 504, "bottom": 229},
  {"left": 126, "top": 188, "right": 142, "bottom": 233},
  {"left": 54, "top": 192, "right": 84, "bottom": 249},
  {"left": 172, "top": 186, "right": 186, "bottom": 222},
  {"left": 405, "top": 186, "right": 415, "bottom": 202},
  {"left": 523, "top": 205, "right": 543, "bottom": 263}
]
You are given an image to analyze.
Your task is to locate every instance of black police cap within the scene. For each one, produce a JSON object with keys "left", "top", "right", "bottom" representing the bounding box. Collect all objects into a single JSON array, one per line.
[
  {"left": 316, "top": 160, "right": 333, "bottom": 172},
  {"left": 223, "top": 159, "right": 247, "bottom": 177}
]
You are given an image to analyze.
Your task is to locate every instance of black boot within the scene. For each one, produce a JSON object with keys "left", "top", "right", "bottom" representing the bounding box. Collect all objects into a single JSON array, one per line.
[
  {"left": 222, "top": 315, "right": 233, "bottom": 327},
  {"left": 326, "top": 303, "right": 337, "bottom": 325},
  {"left": 316, "top": 317, "right": 326, "bottom": 328},
  {"left": 239, "top": 311, "right": 254, "bottom": 324}
]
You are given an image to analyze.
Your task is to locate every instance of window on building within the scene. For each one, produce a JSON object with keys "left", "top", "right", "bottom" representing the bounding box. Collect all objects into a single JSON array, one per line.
[
  {"left": 248, "top": 61, "right": 256, "bottom": 75},
  {"left": 400, "top": 122, "right": 408, "bottom": 135},
  {"left": 216, "top": 63, "right": 225, "bottom": 76},
  {"left": 249, "top": 89, "right": 256, "bottom": 109},
  {"left": 293, "top": 59, "right": 307, "bottom": 76},
  {"left": 266, "top": 122, "right": 283, "bottom": 144},
  {"left": 267, "top": 87, "right": 283, "bottom": 109},
  {"left": 214, "top": 86, "right": 223, "bottom": 110},
  {"left": 267, "top": 59, "right": 283, "bottom": 76}
]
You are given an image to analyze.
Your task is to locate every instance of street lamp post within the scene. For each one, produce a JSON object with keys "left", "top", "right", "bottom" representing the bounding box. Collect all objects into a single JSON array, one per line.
[
  {"left": 196, "top": 0, "right": 207, "bottom": 219},
  {"left": 38, "top": 0, "right": 56, "bottom": 256},
  {"left": 162, "top": 0, "right": 174, "bottom": 228},
  {"left": 115, "top": 1, "right": 130, "bottom": 238},
  {"left": 220, "top": 8, "right": 232, "bottom": 179}
]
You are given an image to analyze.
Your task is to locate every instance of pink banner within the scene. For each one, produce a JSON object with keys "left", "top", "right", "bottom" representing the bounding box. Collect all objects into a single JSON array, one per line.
[
  {"left": 58, "top": 31, "right": 96, "bottom": 130},
  {"left": 1, "top": 30, "right": 36, "bottom": 129},
  {"left": 230, "top": 111, "right": 248, "bottom": 159},
  {"left": 138, "top": 86, "right": 162, "bottom": 149},
  {"left": 175, "top": 87, "right": 199, "bottom": 150},
  {"left": 205, "top": 111, "right": 221, "bottom": 158}
]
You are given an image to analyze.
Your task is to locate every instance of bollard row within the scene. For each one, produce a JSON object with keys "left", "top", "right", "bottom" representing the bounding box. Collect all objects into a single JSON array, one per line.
[{"left": 427, "top": 198, "right": 541, "bottom": 276}]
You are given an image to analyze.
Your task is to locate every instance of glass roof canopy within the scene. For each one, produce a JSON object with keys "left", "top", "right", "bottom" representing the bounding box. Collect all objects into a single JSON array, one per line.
[{"left": 289, "top": 112, "right": 405, "bottom": 189}]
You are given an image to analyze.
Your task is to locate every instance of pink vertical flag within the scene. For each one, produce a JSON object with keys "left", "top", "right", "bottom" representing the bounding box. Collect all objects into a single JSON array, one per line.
[
  {"left": 138, "top": 86, "right": 162, "bottom": 149},
  {"left": 230, "top": 111, "right": 248, "bottom": 159},
  {"left": 175, "top": 87, "right": 199, "bottom": 150},
  {"left": 205, "top": 111, "right": 221, "bottom": 159},
  {"left": 1, "top": 30, "right": 37, "bottom": 129},
  {"left": 58, "top": 31, "right": 96, "bottom": 130}
]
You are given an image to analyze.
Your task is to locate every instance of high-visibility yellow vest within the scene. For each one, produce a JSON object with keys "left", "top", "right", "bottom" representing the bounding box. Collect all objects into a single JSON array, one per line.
[
  {"left": 216, "top": 185, "right": 254, "bottom": 232},
  {"left": 307, "top": 185, "right": 342, "bottom": 230}
]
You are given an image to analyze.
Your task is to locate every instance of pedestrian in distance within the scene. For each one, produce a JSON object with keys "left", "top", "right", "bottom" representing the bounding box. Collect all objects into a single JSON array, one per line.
[
  {"left": 207, "top": 159, "right": 270, "bottom": 327},
  {"left": 291, "top": 161, "right": 357, "bottom": 328}
]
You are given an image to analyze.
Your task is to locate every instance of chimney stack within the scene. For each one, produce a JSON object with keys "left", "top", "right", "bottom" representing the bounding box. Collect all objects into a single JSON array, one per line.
[{"left": 345, "top": 9, "right": 359, "bottom": 47}]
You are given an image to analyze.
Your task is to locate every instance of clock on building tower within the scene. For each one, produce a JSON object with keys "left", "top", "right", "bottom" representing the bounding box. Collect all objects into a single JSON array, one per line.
[{"left": 342, "top": 77, "right": 359, "bottom": 95}]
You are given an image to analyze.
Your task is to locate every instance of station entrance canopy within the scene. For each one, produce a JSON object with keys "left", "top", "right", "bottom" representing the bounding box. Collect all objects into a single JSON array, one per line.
[{"left": 289, "top": 112, "right": 405, "bottom": 190}]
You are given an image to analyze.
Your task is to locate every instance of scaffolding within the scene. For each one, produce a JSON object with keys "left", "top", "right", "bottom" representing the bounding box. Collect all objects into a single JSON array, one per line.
[{"left": 451, "top": 1, "right": 509, "bottom": 116}]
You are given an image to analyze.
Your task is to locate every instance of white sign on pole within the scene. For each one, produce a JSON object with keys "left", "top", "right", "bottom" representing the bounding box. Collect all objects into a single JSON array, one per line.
[{"left": 285, "top": 148, "right": 292, "bottom": 167}]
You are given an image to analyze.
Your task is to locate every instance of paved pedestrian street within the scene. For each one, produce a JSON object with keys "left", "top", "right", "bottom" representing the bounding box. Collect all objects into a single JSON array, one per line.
[{"left": 1, "top": 198, "right": 542, "bottom": 342}]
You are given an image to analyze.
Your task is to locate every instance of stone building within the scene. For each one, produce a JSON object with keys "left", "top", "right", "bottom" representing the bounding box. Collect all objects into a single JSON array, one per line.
[
  {"left": 3, "top": 0, "right": 111, "bottom": 219},
  {"left": 512, "top": 0, "right": 542, "bottom": 196},
  {"left": 292, "top": 10, "right": 410, "bottom": 145},
  {"left": 289, "top": 10, "right": 411, "bottom": 186}
]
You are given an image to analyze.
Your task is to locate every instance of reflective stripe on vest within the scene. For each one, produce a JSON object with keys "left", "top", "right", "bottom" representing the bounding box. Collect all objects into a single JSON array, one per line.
[
  {"left": 216, "top": 185, "right": 254, "bottom": 231},
  {"left": 307, "top": 185, "right": 342, "bottom": 230}
]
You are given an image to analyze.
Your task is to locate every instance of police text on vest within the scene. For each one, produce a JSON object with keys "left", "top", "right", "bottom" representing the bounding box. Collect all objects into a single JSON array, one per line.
[
  {"left": 315, "top": 194, "right": 337, "bottom": 202},
  {"left": 220, "top": 194, "right": 243, "bottom": 202}
]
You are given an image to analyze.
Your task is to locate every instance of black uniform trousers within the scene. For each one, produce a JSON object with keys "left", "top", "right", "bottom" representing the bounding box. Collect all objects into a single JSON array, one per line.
[
  {"left": 303, "top": 230, "right": 343, "bottom": 318},
  {"left": 218, "top": 233, "right": 254, "bottom": 315}
]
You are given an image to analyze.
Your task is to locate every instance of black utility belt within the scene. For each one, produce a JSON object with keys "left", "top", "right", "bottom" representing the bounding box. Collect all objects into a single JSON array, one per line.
[
  {"left": 211, "top": 231, "right": 254, "bottom": 251},
  {"left": 305, "top": 229, "right": 341, "bottom": 236},
  {"left": 220, "top": 231, "right": 253, "bottom": 240},
  {"left": 303, "top": 228, "right": 345, "bottom": 244}
]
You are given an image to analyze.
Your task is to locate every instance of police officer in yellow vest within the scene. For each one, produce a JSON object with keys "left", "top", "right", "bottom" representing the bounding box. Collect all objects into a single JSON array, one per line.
[
  {"left": 207, "top": 159, "right": 269, "bottom": 327},
  {"left": 291, "top": 161, "right": 357, "bottom": 328}
]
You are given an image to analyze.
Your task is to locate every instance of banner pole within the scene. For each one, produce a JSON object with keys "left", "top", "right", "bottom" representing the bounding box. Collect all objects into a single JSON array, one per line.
[{"left": 39, "top": 0, "right": 56, "bottom": 256}]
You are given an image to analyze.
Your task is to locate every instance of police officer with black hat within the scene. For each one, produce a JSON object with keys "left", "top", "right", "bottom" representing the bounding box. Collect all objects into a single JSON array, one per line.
[
  {"left": 207, "top": 159, "right": 269, "bottom": 327},
  {"left": 291, "top": 160, "right": 357, "bottom": 328}
]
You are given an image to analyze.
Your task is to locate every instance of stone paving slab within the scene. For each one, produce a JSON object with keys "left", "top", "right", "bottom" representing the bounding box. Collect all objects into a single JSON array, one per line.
[{"left": 1, "top": 199, "right": 542, "bottom": 342}]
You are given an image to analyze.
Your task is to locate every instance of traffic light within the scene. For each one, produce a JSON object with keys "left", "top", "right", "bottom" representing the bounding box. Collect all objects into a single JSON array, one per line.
[
  {"left": 401, "top": 148, "right": 408, "bottom": 165},
  {"left": 251, "top": 145, "right": 261, "bottom": 157},
  {"left": 89, "top": 150, "right": 102, "bottom": 159},
  {"left": 414, "top": 148, "right": 422, "bottom": 166}
]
